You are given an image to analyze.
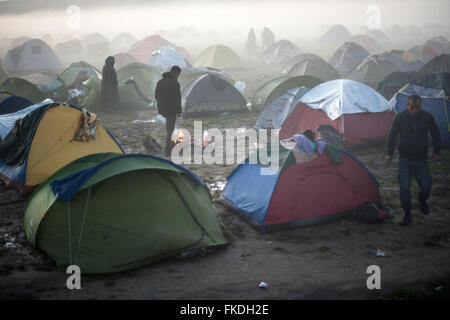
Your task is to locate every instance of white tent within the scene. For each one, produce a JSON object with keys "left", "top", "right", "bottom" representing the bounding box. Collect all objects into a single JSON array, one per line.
[
  {"left": 2, "top": 39, "right": 61, "bottom": 74},
  {"left": 148, "top": 47, "right": 190, "bottom": 72}
]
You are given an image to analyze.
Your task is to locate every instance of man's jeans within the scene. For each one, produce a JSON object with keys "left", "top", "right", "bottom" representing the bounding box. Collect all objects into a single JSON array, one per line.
[{"left": 398, "top": 159, "right": 432, "bottom": 211}]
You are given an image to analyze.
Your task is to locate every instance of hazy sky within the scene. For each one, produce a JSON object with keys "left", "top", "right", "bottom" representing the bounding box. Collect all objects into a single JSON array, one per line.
[{"left": 0, "top": 0, "right": 448, "bottom": 41}]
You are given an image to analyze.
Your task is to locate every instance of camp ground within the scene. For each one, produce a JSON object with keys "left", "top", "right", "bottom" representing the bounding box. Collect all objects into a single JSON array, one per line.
[{"left": 0, "top": 0, "right": 450, "bottom": 302}]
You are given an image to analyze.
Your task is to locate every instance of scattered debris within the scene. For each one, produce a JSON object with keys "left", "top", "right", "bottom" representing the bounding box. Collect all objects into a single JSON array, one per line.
[
  {"left": 142, "top": 135, "right": 162, "bottom": 154},
  {"left": 258, "top": 281, "right": 268, "bottom": 289},
  {"left": 376, "top": 249, "right": 387, "bottom": 257}
]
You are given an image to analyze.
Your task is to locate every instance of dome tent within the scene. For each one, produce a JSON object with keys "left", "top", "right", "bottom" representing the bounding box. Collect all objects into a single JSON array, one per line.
[
  {"left": 222, "top": 142, "right": 386, "bottom": 232},
  {"left": 318, "top": 24, "right": 352, "bottom": 48},
  {"left": 425, "top": 36, "right": 450, "bottom": 55},
  {"left": 2, "top": 39, "right": 61, "bottom": 74},
  {"left": 60, "top": 61, "right": 101, "bottom": 88},
  {"left": 376, "top": 71, "right": 420, "bottom": 100},
  {"left": 351, "top": 34, "right": 384, "bottom": 54},
  {"left": 347, "top": 55, "right": 399, "bottom": 89},
  {"left": 261, "top": 40, "right": 301, "bottom": 65},
  {"left": 178, "top": 67, "right": 234, "bottom": 90},
  {"left": 109, "top": 32, "right": 137, "bottom": 54},
  {"left": 116, "top": 62, "right": 162, "bottom": 100},
  {"left": 377, "top": 50, "right": 424, "bottom": 73},
  {"left": 418, "top": 54, "right": 450, "bottom": 75},
  {"left": 0, "top": 95, "right": 33, "bottom": 115},
  {"left": 24, "top": 153, "right": 228, "bottom": 274},
  {"left": 112, "top": 53, "right": 137, "bottom": 69},
  {"left": 148, "top": 47, "right": 191, "bottom": 72},
  {"left": 282, "top": 53, "right": 323, "bottom": 73},
  {"left": 128, "top": 35, "right": 174, "bottom": 62},
  {"left": 410, "top": 72, "right": 450, "bottom": 97},
  {"left": 1, "top": 73, "right": 69, "bottom": 103},
  {"left": 287, "top": 57, "right": 340, "bottom": 82},
  {"left": 254, "top": 86, "right": 310, "bottom": 129},
  {"left": 279, "top": 79, "right": 394, "bottom": 147},
  {"left": 181, "top": 74, "right": 247, "bottom": 118},
  {"left": 408, "top": 45, "right": 438, "bottom": 63},
  {"left": 193, "top": 44, "right": 242, "bottom": 69},
  {"left": 329, "top": 42, "right": 370, "bottom": 76},
  {"left": 251, "top": 75, "right": 323, "bottom": 110},
  {"left": 0, "top": 101, "right": 123, "bottom": 192}
]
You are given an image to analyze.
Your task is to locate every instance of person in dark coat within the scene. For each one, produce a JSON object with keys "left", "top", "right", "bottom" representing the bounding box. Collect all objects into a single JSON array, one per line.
[
  {"left": 155, "top": 65, "right": 182, "bottom": 156},
  {"left": 385, "top": 94, "right": 441, "bottom": 226},
  {"left": 101, "top": 56, "right": 119, "bottom": 109}
]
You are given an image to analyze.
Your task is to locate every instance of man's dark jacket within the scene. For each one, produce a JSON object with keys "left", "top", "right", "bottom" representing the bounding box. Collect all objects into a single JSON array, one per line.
[
  {"left": 386, "top": 110, "right": 441, "bottom": 160},
  {"left": 155, "top": 72, "right": 182, "bottom": 117}
]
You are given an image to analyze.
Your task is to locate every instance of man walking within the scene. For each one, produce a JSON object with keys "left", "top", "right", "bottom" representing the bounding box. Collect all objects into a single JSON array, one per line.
[
  {"left": 155, "top": 66, "right": 182, "bottom": 156},
  {"left": 385, "top": 94, "right": 441, "bottom": 225}
]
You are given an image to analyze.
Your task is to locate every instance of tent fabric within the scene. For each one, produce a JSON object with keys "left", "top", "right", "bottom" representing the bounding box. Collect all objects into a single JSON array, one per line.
[
  {"left": 329, "top": 42, "right": 370, "bottom": 76},
  {"left": 391, "top": 87, "right": 450, "bottom": 147},
  {"left": 148, "top": 47, "right": 191, "bottom": 72},
  {"left": 0, "top": 95, "right": 33, "bottom": 115},
  {"left": 255, "top": 87, "right": 310, "bottom": 129},
  {"left": 377, "top": 50, "right": 424, "bottom": 72},
  {"left": 351, "top": 34, "right": 384, "bottom": 54},
  {"left": 287, "top": 58, "right": 340, "bottom": 81},
  {"left": 109, "top": 33, "right": 137, "bottom": 54},
  {"left": 347, "top": 55, "right": 399, "bottom": 88},
  {"left": 408, "top": 45, "right": 438, "bottom": 63},
  {"left": 181, "top": 74, "right": 247, "bottom": 117},
  {"left": 419, "top": 54, "right": 450, "bottom": 75},
  {"left": 116, "top": 62, "right": 162, "bottom": 99},
  {"left": 251, "top": 75, "right": 323, "bottom": 110},
  {"left": 282, "top": 53, "right": 323, "bottom": 73},
  {"left": 178, "top": 67, "right": 233, "bottom": 90},
  {"left": 0, "top": 102, "right": 123, "bottom": 188},
  {"left": 410, "top": 72, "right": 450, "bottom": 97},
  {"left": 318, "top": 25, "right": 352, "bottom": 48},
  {"left": 2, "top": 39, "right": 61, "bottom": 74},
  {"left": 193, "top": 44, "right": 242, "bottom": 69},
  {"left": 376, "top": 71, "right": 421, "bottom": 100},
  {"left": 261, "top": 40, "right": 301, "bottom": 65},
  {"left": 60, "top": 61, "right": 101, "bottom": 87},
  {"left": 299, "top": 79, "right": 393, "bottom": 120},
  {"left": 128, "top": 35, "right": 174, "bottom": 62},
  {"left": 0, "top": 60, "right": 7, "bottom": 83},
  {"left": 0, "top": 73, "right": 69, "bottom": 103},
  {"left": 24, "top": 152, "right": 228, "bottom": 274},
  {"left": 222, "top": 143, "right": 384, "bottom": 232},
  {"left": 112, "top": 53, "right": 137, "bottom": 69},
  {"left": 425, "top": 36, "right": 450, "bottom": 55},
  {"left": 279, "top": 102, "right": 394, "bottom": 147}
]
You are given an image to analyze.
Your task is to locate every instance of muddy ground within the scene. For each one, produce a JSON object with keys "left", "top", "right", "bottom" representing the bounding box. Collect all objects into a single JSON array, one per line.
[{"left": 1, "top": 66, "right": 449, "bottom": 300}]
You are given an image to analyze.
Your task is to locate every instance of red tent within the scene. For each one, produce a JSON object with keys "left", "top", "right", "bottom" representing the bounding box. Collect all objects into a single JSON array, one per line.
[
  {"left": 279, "top": 102, "right": 394, "bottom": 147},
  {"left": 128, "top": 35, "right": 174, "bottom": 62}
]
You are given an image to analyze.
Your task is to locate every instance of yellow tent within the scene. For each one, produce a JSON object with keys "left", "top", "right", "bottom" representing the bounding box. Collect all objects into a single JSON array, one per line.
[
  {"left": 0, "top": 102, "right": 123, "bottom": 191},
  {"left": 193, "top": 44, "right": 242, "bottom": 69}
]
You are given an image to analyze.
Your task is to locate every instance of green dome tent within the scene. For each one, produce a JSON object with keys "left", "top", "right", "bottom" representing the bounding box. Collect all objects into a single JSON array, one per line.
[
  {"left": 287, "top": 58, "right": 340, "bottom": 81},
  {"left": 193, "top": 44, "right": 242, "bottom": 69},
  {"left": 60, "top": 61, "right": 101, "bottom": 88},
  {"left": 116, "top": 63, "right": 162, "bottom": 99},
  {"left": 0, "top": 73, "right": 69, "bottom": 103},
  {"left": 24, "top": 153, "right": 228, "bottom": 274},
  {"left": 178, "top": 67, "right": 234, "bottom": 90},
  {"left": 251, "top": 75, "right": 323, "bottom": 110},
  {"left": 79, "top": 76, "right": 152, "bottom": 110}
]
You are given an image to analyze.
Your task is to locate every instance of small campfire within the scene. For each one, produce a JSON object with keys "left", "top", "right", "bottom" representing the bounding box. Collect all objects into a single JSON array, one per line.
[
  {"left": 171, "top": 129, "right": 209, "bottom": 157},
  {"left": 173, "top": 129, "right": 185, "bottom": 145}
]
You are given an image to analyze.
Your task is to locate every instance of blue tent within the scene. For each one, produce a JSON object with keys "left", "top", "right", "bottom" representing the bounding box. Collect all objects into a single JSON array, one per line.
[
  {"left": 391, "top": 85, "right": 450, "bottom": 148},
  {"left": 0, "top": 95, "right": 33, "bottom": 115}
]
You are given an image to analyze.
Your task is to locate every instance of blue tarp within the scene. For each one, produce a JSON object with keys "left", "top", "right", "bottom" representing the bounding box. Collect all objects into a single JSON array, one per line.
[
  {"left": 222, "top": 163, "right": 279, "bottom": 225},
  {"left": 50, "top": 154, "right": 204, "bottom": 201},
  {"left": 0, "top": 96, "right": 33, "bottom": 115}
]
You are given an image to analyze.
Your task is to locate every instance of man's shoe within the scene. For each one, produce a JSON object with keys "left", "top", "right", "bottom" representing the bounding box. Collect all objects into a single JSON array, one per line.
[{"left": 419, "top": 200, "right": 429, "bottom": 215}]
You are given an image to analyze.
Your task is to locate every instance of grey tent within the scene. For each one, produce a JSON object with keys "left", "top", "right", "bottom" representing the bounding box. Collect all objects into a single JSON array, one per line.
[
  {"left": 182, "top": 74, "right": 247, "bottom": 118},
  {"left": 419, "top": 54, "right": 450, "bottom": 75},
  {"left": 255, "top": 87, "right": 310, "bottom": 129},
  {"left": 282, "top": 53, "right": 323, "bottom": 73},
  {"left": 425, "top": 36, "right": 450, "bottom": 55},
  {"left": 376, "top": 71, "right": 421, "bottom": 100},
  {"left": 288, "top": 57, "right": 340, "bottom": 81},
  {"left": 109, "top": 32, "right": 137, "bottom": 54},
  {"left": 2, "top": 39, "right": 61, "bottom": 74},
  {"left": 55, "top": 39, "right": 83, "bottom": 66},
  {"left": 261, "top": 40, "right": 301, "bottom": 64},
  {"left": 329, "top": 42, "right": 369, "bottom": 76},
  {"left": 347, "top": 55, "right": 399, "bottom": 88},
  {"left": 377, "top": 50, "right": 424, "bottom": 72},
  {"left": 318, "top": 25, "right": 352, "bottom": 48}
]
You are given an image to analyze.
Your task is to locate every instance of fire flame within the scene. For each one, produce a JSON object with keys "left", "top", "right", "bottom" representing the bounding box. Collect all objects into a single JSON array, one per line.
[{"left": 173, "top": 129, "right": 184, "bottom": 144}]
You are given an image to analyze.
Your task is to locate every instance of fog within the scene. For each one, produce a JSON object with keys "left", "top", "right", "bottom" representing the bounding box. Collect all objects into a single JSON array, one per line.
[{"left": 0, "top": 0, "right": 449, "bottom": 57}]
